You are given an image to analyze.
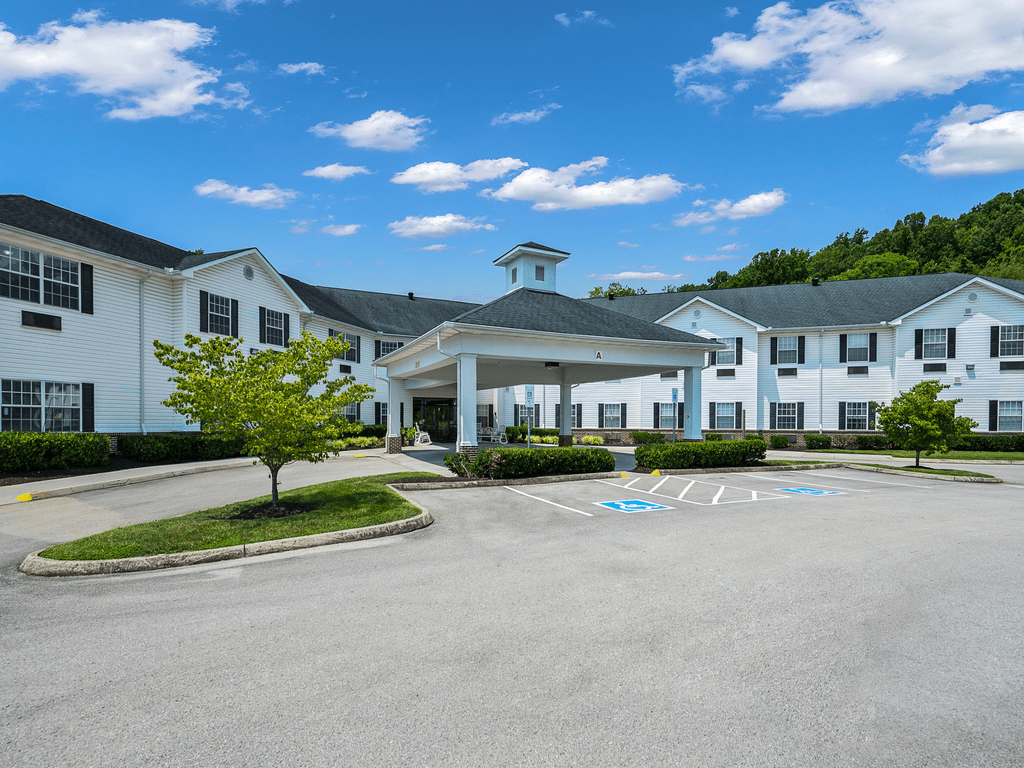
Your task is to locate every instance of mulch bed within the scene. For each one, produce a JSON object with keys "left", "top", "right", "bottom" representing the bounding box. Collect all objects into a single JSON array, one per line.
[{"left": 224, "top": 501, "right": 323, "bottom": 520}]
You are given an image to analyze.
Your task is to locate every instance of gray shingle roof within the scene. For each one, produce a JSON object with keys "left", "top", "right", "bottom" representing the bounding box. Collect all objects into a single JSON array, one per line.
[
  {"left": 584, "top": 273, "right": 1024, "bottom": 329},
  {"left": 449, "top": 288, "right": 718, "bottom": 344},
  {"left": 175, "top": 248, "right": 256, "bottom": 271}
]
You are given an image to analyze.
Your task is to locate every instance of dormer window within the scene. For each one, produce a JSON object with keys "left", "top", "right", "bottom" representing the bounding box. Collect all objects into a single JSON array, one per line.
[
  {"left": 535, "top": 265, "right": 544, "bottom": 282},
  {"left": 512, "top": 267, "right": 518, "bottom": 283}
]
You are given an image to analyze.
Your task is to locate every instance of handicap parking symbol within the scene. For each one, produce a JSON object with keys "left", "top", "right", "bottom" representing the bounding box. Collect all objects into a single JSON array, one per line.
[
  {"left": 595, "top": 499, "right": 675, "bottom": 513},
  {"left": 777, "top": 488, "right": 843, "bottom": 496}
]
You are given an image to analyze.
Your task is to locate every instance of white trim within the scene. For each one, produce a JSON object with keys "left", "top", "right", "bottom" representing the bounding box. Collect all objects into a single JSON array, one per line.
[{"left": 656, "top": 296, "right": 763, "bottom": 329}]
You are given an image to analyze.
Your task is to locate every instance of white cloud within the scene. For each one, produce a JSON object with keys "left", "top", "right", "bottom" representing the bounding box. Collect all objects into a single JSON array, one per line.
[
  {"left": 586, "top": 271, "right": 689, "bottom": 281},
  {"left": 716, "top": 242, "right": 748, "bottom": 251},
  {"left": 391, "top": 158, "right": 527, "bottom": 193},
  {"left": 191, "top": 0, "right": 263, "bottom": 11},
  {"left": 555, "top": 10, "right": 613, "bottom": 27},
  {"left": 486, "top": 156, "right": 684, "bottom": 211},
  {"left": 194, "top": 179, "right": 299, "bottom": 209},
  {"left": 674, "top": 188, "right": 787, "bottom": 226},
  {"left": 278, "top": 62, "right": 325, "bottom": 76},
  {"left": 409, "top": 244, "right": 450, "bottom": 251},
  {"left": 725, "top": 7, "right": 740, "bottom": 17},
  {"left": 618, "top": 241, "right": 640, "bottom": 247},
  {"left": 491, "top": 103, "right": 562, "bottom": 125},
  {"left": 387, "top": 214, "right": 497, "bottom": 239},
  {"left": 309, "top": 110, "right": 428, "bottom": 151},
  {"left": 901, "top": 104, "right": 1024, "bottom": 176},
  {"left": 0, "top": 16, "right": 248, "bottom": 120},
  {"left": 674, "top": 0, "right": 1024, "bottom": 113},
  {"left": 303, "top": 163, "right": 372, "bottom": 181},
  {"left": 234, "top": 59, "right": 258, "bottom": 72},
  {"left": 321, "top": 224, "right": 361, "bottom": 236},
  {"left": 682, "top": 254, "right": 736, "bottom": 261},
  {"left": 555, "top": 13, "right": 571, "bottom": 26}
]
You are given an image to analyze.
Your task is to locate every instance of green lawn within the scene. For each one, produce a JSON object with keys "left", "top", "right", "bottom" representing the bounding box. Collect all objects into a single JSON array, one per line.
[
  {"left": 760, "top": 460, "right": 830, "bottom": 466},
  {"left": 805, "top": 448, "right": 1024, "bottom": 462},
  {"left": 40, "top": 472, "right": 438, "bottom": 561},
  {"left": 851, "top": 463, "right": 994, "bottom": 478}
]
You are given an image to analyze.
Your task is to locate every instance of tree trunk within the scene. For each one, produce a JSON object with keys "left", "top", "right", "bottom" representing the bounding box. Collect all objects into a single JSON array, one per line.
[
  {"left": 915, "top": 449, "right": 921, "bottom": 467},
  {"left": 270, "top": 464, "right": 280, "bottom": 503}
]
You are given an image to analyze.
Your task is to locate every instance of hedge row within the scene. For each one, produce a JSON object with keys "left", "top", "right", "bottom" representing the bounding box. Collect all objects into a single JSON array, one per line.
[
  {"left": 952, "top": 433, "right": 1024, "bottom": 452},
  {"left": 444, "top": 446, "right": 616, "bottom": 479},
  {"left": 505, "top": 426, "right": 560, "bottom": 442},
  {"left": 117, "top": 433, "right": 245, "bottom": 463},
  {"left": 634, "top": 440, "right": 766, "bottom": 470},
  {"left": 0, "top": 432, "right": 111, "bottom": 474},
  {"left": 630, "top": 431, "right": 666, "bottom": 445}
]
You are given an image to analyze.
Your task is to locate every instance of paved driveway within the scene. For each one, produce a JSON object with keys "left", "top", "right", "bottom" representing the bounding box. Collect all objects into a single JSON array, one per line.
[{"left": 2, "top": 464, "right": 1022, "bottom": 767}]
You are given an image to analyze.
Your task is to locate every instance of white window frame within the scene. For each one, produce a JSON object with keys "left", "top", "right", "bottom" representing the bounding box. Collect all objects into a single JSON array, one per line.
[
  {"left": 535, "top": 265, "right": 544, "bottom": 282},
  {"left": 847, "top": 333, "right": 869, "bottom": 362},
  {"left": 715, "top": 337, "right": 736, "bottom": 366},
  {"left": 845, "top": 402, "right": 868, "bottom": 430},
  {"left": 378, "top": 401, "right": 388, "bottom": 427},
  {"left": 715, "top": 402, "right": 735, "bottom": 430},
  {"left": 603, "top": 403, "right": 621, "bottom": 429},
  {"left": 2, "top": 379, "right": 80, "bottom": 432},
  {"left": 998, "top": 401, "right": 1023, "bottom": 432},
  {"left": 1, "top": 243, "right": 83, "bottom": 310},
  {"left": 660, "top": 370, "right": 678, "bottom": 380},
  {"left": 1000, "top": 325, "right": 1024, "bottom": 357},
  {"left": 342, "top": 332, "right": 359, "bottom": 362},
  {"left": 659, "top": 402, "right": 676, "bottom": 426},
  {"left": 380, "top": 340, "right": 401, "bottom": 357},
  {"left": 340, "top": 402, "right": 358, "bottom": 422},
  {"left": 923, "top": 328, "right": 947, "bottom": 359},
  {"left": 265, "top": 309, "right": 285, "bottom": 347},
  {"left": 777, "top": 336, "right": 798, "bottom": 364},
  {"left": 476, "top": 404, "right": 490, "bottom": 431},
  {"left": 776, "top": 402, "right": 798, "bottom": 430},
  {"left": 208, "top": 293, "right": 232, "bottom": 336},
  {"left": 42, "top": 255, "right": 80, "bottom": 310}
]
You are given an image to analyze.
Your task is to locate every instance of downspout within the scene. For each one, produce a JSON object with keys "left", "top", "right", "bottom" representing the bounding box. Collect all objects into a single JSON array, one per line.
[
  {"left": 139, "top": 270, "right": 154, "bottom": 434},
  {"left": 818, "top": 328, "right": 824, "bottom": 433}
]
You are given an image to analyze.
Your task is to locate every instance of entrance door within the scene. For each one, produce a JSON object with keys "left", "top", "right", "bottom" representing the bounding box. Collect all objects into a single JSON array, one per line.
[{"left": 412, "top": 398, "right": 457, "bottom": 442}]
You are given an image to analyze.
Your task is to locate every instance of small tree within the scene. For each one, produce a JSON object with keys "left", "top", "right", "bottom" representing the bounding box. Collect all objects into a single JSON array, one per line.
[
  {"left": 154, "top": 331, "right": 373, "bottom": 503},
  {"left": 872, "top": 380, "right": 977, "bottom": 467}
]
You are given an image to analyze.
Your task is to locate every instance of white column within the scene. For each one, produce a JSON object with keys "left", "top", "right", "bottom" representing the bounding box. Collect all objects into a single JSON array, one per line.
[
  {"left": 683, "top": 365, "right": 702, "bottom": 440},
  {"left": 559, "top": 372, "right": 572, "bottom": 443},
  {"left": 387, "top": 376, "right": 405, "bottom": 437},
  {"left": 456, "top": 354, "right": 478, "bottom": 450}
]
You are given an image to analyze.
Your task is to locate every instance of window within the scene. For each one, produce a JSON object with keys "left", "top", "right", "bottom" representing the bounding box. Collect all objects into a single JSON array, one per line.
[
  {"left": 776, "top": 402, "right": 797, "bottom": 430},
  {"left": 512, "top": 267, "right": 518, "bottom": 283},
  {"left": 43, "top": 255, "right": 79, "bottom": 310},
  {"left": 1, "top": 244, "right": 40, "bottom": 303},
  {"left": 1, "top": 243, "right": 90, "bottom": 313},
  {"left": 715, "top": 338, "right": 736, "bottom": 365},
  {"left": 378, "top": 401, "right": 388, "bottom": 427},
  {"left": 340, "top": 402, "right": 358, "bottom": 422},
  {"left": 844, "top": 402, "right": 868, "bottom": 430},
  {"left": 208, "top": 293, "right": 232, "bottom": 336},
  {"left": 535, "top": 265, "right": 545, "bottom": 282},
  {"left": 329, "top": 330, "right": 360, "bottom": 362},
  {"left": 2, "top": 380, "right": 82, "bottom": 432},
  {"left": 923, "top": 328, "right": 947, "bottom": 359},
  {"left": 998, "top": 401, "right": 1022, "bottom": 431},
  {"left": 477, "top": 404, "right": 490, "bottom": 431},
  {"left": 777, "top": 336, "right": 798, "bottom": 364},
  {"left": 602, "top": 403, "right": 621, "bottom": 429},
  {"left": 846, "top": 333, "right": 869, "bottom": 362},
  {"left": 555, "top": 403, "right": 581, "bottom": 429},
  {"left": 265, "top": 310, "right": 285, "bottom": 346},
  {"left": 660, "top": 371, "right": 678, "bottom": 380},
  {"left": 715, "top": 402, "right": 735, "bottom": 429},
  {"left": 1000, "top": 326, "right": 1024, "bottom": 357},
  {"left": 660, "top": 402, "right": 676, "bottom": 426},
  {"left": 380, "top": 341, "right": 401, "bottom": 357}
]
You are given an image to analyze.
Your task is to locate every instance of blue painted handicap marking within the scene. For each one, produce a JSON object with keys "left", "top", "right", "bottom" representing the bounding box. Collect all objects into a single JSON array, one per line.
[
  {"left": 778, "top": 488, "right": 844, "bottom": 496},
  {"left": 595, "top": 499, "right": 675, "bottom": 513}
]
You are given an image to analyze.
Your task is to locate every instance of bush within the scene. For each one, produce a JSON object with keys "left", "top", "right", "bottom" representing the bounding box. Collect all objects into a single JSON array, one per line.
[
  {"left": 327, "top": 436, "right": 383, "bottom": 452},
  {"left": 582, "top": 435, "right": 605, "bottom": 445},
  {"left": 854, "top": 434, "right": 889, "bottom": 450},
  {"left": 117, "top": 433, "right": 244, "bottom": 463},
  {"left": 769, "top": 435, "right": 791, "bottom": 450},
  {"left": 630, "top": 431, "right": 666, "bottom": 445},
  {"left": 745, "top": 433, "right": 766, "bottom": 441},
  {"left": 0, "top": 432, "right": 111, "bottom": 474},
  {"left": 704, "top": 432, "right": 723, "bottom": 442},
  {"left": 634, "top": 440, "right": 766, "bottom": 470},
  {"left": 358, "top": 424, "right": 386, "bottom": 438},
  {"left": 952, "top": 433, "right": 1024, "bottom": 452},
  {"left": 803, "top": 434, "right": 832, "bottom": 450},
  {"left": 505, "top": 426, "right": 559, "bottom": 442},
  {"left": 444, "top": 446, "right": 617, "bottom": 479}
]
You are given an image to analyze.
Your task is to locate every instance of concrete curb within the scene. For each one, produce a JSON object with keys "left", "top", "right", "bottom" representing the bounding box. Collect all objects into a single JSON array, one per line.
[
  {"left": 841, "top": 463, "right": 1002, "bottom": 483},
  {"left": 18, "top": 509, "right": 433, "bottom": 577}
]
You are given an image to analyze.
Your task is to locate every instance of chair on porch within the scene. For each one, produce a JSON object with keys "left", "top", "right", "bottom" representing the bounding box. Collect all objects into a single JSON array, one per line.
[
  {"left": 414, "top": 422, "right": 432, "bottom": 445},
  {"left": 483, "top": 425, "right": 508, "bottom": 444}
]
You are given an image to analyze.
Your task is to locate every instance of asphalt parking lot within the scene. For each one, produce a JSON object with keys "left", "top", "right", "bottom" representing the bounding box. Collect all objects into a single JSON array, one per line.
[{"left": 3, "top": 464, "right": 1023, "bottom": 767}]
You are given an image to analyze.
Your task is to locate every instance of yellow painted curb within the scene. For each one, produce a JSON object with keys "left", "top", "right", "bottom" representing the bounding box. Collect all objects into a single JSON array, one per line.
[
  {"left": 620, "top": 472, "right": 629, "bottom": 478},
  {"left": 16, "top": 493, "right": 33, "bottom": 502},
  {"left": 651, "top": 469, "right": 661, "bottom": 476}
]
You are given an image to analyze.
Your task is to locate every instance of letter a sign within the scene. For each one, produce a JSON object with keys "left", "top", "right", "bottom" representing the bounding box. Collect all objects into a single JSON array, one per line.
[{"left": 595, "top": 351, "right": 602, "bottom": 360}]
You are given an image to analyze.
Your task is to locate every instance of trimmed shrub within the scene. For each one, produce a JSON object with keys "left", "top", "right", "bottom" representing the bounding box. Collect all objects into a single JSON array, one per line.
[
  {"left": 117, "top": 433, "right": 244, "bottom": 463},
  {"left": 704, "top": 432, "right": 723, "bottom": 442},
  {"left": 634, "top": 439, "right": 766, "bottom": 470},
  {"left": 853, "top": 434, "right": 888, "bottom": 450},
  {"left": 630, "top": 431, "right": 666, "bottom": 445},
  {"left": 952, "top": 433, "right": 1024, "bottom": 452},
  {"left": 327, "top": 436, "right": 383, "bottom": 452},
  {"left": 358, "top": 424, "right": 386, "bottom": 438},
  {"left": 0, "top": 432, "right": 111, "bottom": 474},
  {"left": 444, "top": 446, "right": 616, "bottom": 479},
  {"left": 769, "top": 435, "right": 791, "bottom": 450},
  {"left": 745, "top": 433, "right": 766, "bottom": 441},
  {"left": 803, "top": 434, "right": 832, "bottom": 450},
  {"left": 582, "top": 435, "right": 605, "bottom": 445}
]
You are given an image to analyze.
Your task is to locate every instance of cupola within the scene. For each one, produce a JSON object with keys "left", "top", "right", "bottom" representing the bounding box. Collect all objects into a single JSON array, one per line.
[{"left": 493, "top": 242, "right": 569, "bottom": 294}]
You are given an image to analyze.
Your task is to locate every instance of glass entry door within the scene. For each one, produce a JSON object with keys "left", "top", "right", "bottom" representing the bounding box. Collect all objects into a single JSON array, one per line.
[{"left": 413, "top": 398, "right": 457, "bottom": 442}]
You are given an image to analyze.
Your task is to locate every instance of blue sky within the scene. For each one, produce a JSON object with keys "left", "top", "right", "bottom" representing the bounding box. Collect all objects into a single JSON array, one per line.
[{"left": 2, "top": 1, "right": 1024, "bottom": 303}]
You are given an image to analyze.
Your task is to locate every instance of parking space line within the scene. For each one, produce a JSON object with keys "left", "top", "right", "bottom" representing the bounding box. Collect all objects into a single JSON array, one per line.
[
  {"left": 741, "top": 473, "right": 871, "bottom": 492},
  {"left": 504, "top": 486, "right": 594, "bottom": 516},
  {"left": 803, "top": 471, "right": 930, "bottom": 488},
  {"left": 712, "top": 486, "right": 726, "bottom": 504},
  {"left": 593, "top": 478, "right": 788, "bottom": 506},
  {"left": 650, "top": 477, "right": 670, "bottom": 494},
  {"left": 623, "top": 478, "right": 641, "bottom": 489},
  {"left": 678, "top": 480, "right": 696, "bottom": 499}
]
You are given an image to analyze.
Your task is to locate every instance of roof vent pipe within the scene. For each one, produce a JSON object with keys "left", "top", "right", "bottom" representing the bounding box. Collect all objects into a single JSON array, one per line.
[
  {"left": 408, "top": 292, "right": 414, "bottom": 300},
  {"left": 608, "top": 292, "right": 615, "bottom": 300},
  {"left": 812, "top": 278, "right": 820, "bottom": 286}
]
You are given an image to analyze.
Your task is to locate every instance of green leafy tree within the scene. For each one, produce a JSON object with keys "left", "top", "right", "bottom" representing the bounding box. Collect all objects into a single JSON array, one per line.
[
  {"left": 872, "top": 380, "right": 977, "bottom": 467},
  {"left": 729, "top": 248, "right": 810, "bottom": 288},
  {"left": 588, "top": 282, "right": 648, "bottom": 298},
  {"left": 834, "top": 252, "right": 919, "bottom": 281},
  {"left": 154, "top": 331, "right": 373, "bottom": 502}
]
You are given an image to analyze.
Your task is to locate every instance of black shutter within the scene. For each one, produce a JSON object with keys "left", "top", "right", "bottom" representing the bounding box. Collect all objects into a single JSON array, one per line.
[
  {"left": 80, "top": 263, "right": 93, "bottom": 315},
  {"left": 488, "top": 404, "right": 494, "bottom": 428},
  {"left": 735, "top": 337, "right": 743, "bottom": 365},
  {"left": 839, "top": 334, "right": 847, "bottom": 363},
  {"left": 82, "top": 383, "right": 94, "bottom": 433},
  {"left": 514, "top": 404, "right": 520, "bottom": 426},
  {"left": 868, "top": 403, "right": 876, "bottom": 430},
  {"left": 797, "top": 402, "right": 804, "bottom": 430},
  {"left": 914, "top": 328, "right": 923, "bottom": 359},
  {"left": 400, "top": 402, "right": 404, "bottom": 428},
  {"left": 375, "top": 402, "right": 382, "bottom": 425},
  {"left": 555, "top": 403, "right": 561, "bottom": 429},
  {"left": 946, "top": 327, "right": 955, "bottom": 359},
  {"left": 231, "top": 299, "right": 239, "bottom": 338},
  {"left": 283, "top": 314, "right": 290, "bottom": 347},
  {"left": 653, "top": 403, "right": 660, "bottom": 429},
  {"left": 199, "top": 290, "right": 209, "bottom": 333},
  {"left": 620, "top": 403, "right": 627, "bottom": 429},
  {"left": 869, "top": 332, "right": 877, "bottom": 362},
  {"left": 839, "top": 402, "right": 846, "bottom": 430},
  {"left": 709, "top": 349, "right": 717, "bottom": 366},
  {"left": 598, "top": 405, "right": 604, "bottom": 428},
  {"left": 398, "top": 341, "right": 405, "bottom": 349},
  {"left": 991, "top": 326, "right": 1001, "bottom": 357},
  {"left": 535, "top": 404, "right": 540, "bottom": 425},
  {"left": 798, "top": 335, "right": 805, "bottom": 365},
  {"left": 375, "top": 340, "right": 381, "bottom": 359},
  {"left": 735, "top": 402, "right": 743, "bottom": 430},
  {"left": 708, "top": 402, "right": 716, "bottom": 430},
  {"left": 576, "top": 405, "right": 582, "bottom": 428},
  {"left": 990, "top": 400, "right": 999, "bottom": 431},
  {"left": 770, "top": 402, "right": 777, "bottom": 430},
  {"left": 259, "top": 306, "right": 267, "bottom": 344},
  {"left": 355, "top": 402, "right": 361, "bottom": 422},
  {"left": 355, "top": 336, "right": 361, "bottom": 364},
  {"left": 677, "top": 402, "right": 684, "bottom": 430},
  {"left": 770, "top": 337, "right": 778, "bottom": 365}
]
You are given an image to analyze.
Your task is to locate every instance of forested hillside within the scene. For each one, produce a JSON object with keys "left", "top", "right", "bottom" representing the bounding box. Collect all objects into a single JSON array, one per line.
[{"left": 589, "top": 189, "right": 1024, "bottom": 297}]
